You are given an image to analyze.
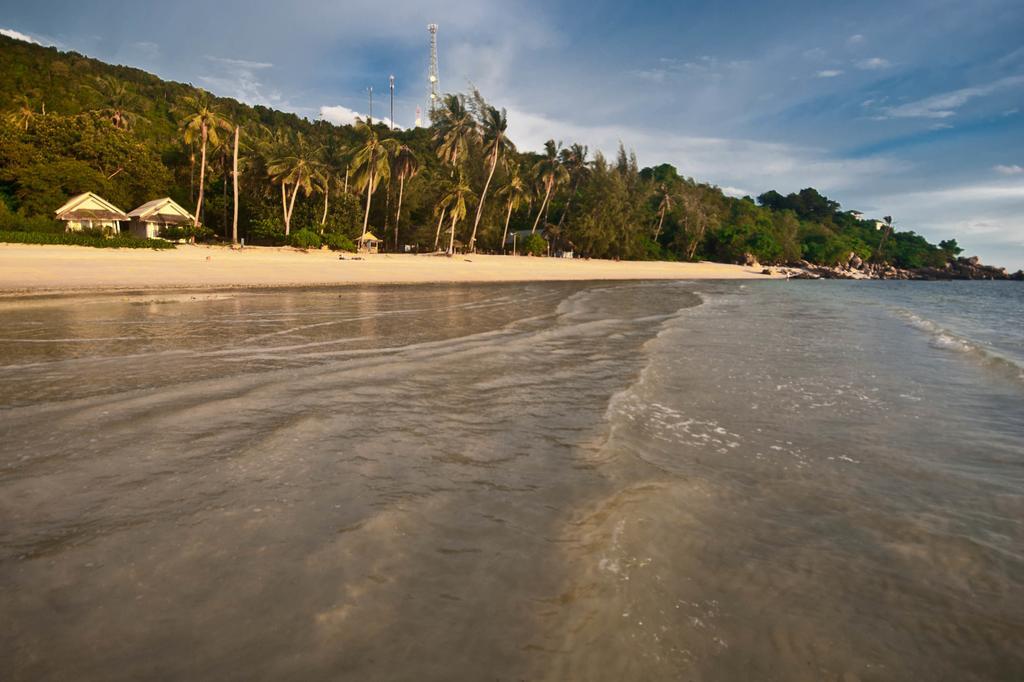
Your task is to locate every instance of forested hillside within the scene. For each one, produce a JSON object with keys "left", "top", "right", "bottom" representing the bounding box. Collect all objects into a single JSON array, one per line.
[{"left": 0, "top": 34, "right": 960, "bottom": 266}]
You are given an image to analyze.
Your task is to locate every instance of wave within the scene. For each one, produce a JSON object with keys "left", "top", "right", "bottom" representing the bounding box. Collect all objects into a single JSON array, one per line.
[{"left": 893, "top": 308, "right": 1024, "bottom": 385}]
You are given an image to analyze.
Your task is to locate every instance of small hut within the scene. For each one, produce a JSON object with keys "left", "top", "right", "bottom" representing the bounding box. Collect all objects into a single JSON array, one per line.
[
  {"left": 54, "top": 193, "right": 129, "bottom": 235},
  {"left": 127, "top": 197, "right": 192, "bottom": 238},
  {"left": 356, "top": 231, "right": 382, "bottom": 253}
]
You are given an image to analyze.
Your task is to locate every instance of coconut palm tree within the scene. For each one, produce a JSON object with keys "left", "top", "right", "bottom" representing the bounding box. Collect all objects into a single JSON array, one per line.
[
  {"left": 92, "top": 76, "right": 142, "bottom": 131},
  {"left": 350, "top": 118, "right": 400, "bottom": 243},
  {"left": 531, "top": 139, "right": 568, "bottom": 234},
  {"left": 496, "top": 167, "right": 530, "bottom": 254},
  {"left": 391, "top": 145, "right": 419, "bottom": 251},
  {"left": 437, "top": 172, "right": 475, "bottom": 255},
  {"left": 5, "top": 95, "right": 39, "bottom": 131},
  {"left": 432, "top": 93, "right": 478, "bottom": 169},
  {"left": 267, "top": 133, "right": 321, "bottom": 235},
  {"left": 653, "top": 184, "right": 673, "bottom": 241},
  {"left": 556, "top": 143, "right": 589, "bottom": 230},
  {"left": 178, "top": 92, "right": 232, "bottom": 229},
  {"left": 467, "top": 93, "right": 516, "bottom": 252}
]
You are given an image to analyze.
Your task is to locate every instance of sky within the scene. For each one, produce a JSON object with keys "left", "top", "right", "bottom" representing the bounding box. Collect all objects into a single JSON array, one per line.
[{"left": 3, "top": 0, "right": 1024, "bottom": 268}]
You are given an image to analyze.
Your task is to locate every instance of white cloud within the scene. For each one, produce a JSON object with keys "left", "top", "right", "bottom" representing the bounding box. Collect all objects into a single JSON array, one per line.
[
  {"left": 847, "top": 34, "right": 865, "bottom": 46},
  {"left": 199, "top": 55, "right": 283, "bottom": 108},
  {"left": 995, "top": 164, "right": 1024, "bottom": 175},
  {"left": 319, "top": 104, "right": 398, "bottom": 129},
  {"left": 883, "top": 75, "right": 1024, "bottom": 119},
  {"left": 856, "top": 57, "right": 891, "bottom": 70},
  {"left": 1, "top": 28, "right": 41, "bottom": 45},
  {"left": 816, "top": 69, "right": 843, "bottom": 78}
]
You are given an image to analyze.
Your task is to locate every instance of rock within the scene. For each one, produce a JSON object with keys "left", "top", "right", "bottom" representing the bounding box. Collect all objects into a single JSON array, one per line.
[
  {"left": 849, "top": 254, "right": 863, "bottom": 269},
  {"left": 966, "top": 255, "right": 981, "bottom": 266},
  {"left": 742, "top": 252, "right": 759, "bottom": 267},
  {"left": 761, "top": 268, "right": 772, "bottom": 275}
]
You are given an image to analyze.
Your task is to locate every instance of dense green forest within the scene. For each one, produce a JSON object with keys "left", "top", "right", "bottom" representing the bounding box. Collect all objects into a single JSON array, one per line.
[{"left": 0, "top": 35, "right": 961, "bottom": 266}]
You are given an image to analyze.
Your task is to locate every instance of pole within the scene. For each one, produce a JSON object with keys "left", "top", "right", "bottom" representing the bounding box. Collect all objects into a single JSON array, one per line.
[
  {"left": 389, "top": 75, "right": 395, "bottom": 131},
  {"left": 368, "top": 86, "right": 373, "bottom": 124}
]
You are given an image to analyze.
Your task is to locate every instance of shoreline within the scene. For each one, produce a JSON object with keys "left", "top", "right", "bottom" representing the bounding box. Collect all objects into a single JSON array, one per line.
[{"left": 0, "top": 243, "right": 780, "bottom": 295}]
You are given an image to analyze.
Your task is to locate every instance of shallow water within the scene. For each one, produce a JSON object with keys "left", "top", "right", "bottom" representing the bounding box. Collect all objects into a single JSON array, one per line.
[{"left": 1, "top": 281, "right": 1021, "bottom": 680}]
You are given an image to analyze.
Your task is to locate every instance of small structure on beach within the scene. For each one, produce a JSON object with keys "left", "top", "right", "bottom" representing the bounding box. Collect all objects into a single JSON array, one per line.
[
  {"left": 54, "top": 192, "right": 129, "bottom": 235},
  {"left": 356, "top": 231, "right": 382, "bottom": 253},
  {"left": 127, "top": 197, "right": 192, "bottom": 238}
]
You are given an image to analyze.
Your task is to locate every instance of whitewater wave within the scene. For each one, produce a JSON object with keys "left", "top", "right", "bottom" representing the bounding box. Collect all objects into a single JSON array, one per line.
[{"left": 893, "top": 308, "right": 1024, "bottom": 384}]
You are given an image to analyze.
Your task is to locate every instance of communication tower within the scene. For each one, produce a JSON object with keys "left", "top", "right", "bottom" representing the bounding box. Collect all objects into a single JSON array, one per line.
[{"left": 428, "top": 24, "right": 440, "bottom": 112}]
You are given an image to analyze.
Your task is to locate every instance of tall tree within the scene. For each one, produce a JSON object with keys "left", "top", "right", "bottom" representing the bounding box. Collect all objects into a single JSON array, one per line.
[
  {"left": 556, "top": 143, "right": 589, "bottom": 231},
  {"left": 432, "top": 94, "right": 478, "bottom": 169},
  {"left": 267, "top": 133, "right": 321, "bottom": 235},
  {"left": 437, "top": 172, "right": 475, "bottom": 255},
  {"left": 178, "top": 92, "right": 231, "bottom": 230},
  {"left": 231, "top": 125, "right": 240, "bottom": 244},
  {"left": 92, "top": 76, "right": 141, "bottom": 131},
  {"left": 350, "top": 118, "right": 399, "bottom": 243},
  {"left": 531, "top": 139, "right": 568, "bottom": 234},
  {"left": 653, "top": 184, "right": 673, "bottom": 241},
  {"left": 391, "top": 144, "right": 419, "bottom": 251},
  {"left": 496, "top": 167, "right": 530, "bottom": 253},
  {"left": 467, "top": 91, "right": 516, "bottom": 252}
]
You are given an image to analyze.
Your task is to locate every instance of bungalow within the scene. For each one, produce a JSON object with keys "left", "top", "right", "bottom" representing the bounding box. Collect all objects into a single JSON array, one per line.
[
  {"left": 355, "top": 231, "right": 382, "bottom": 254},
  {"left": 127, "top": 197, "right": 192, "bottom": 238},
  {"left": 54, "top": 192, "right": 129, "bottom": 235}
]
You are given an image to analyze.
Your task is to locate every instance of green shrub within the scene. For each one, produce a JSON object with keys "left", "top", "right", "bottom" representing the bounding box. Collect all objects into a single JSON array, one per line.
[
  {"left": 324, "top": 233, "right": 355, "bottom": 252},
  {"left": 0, "top": 230, "right": 174, "bottom": 249},
  {"left": 522, "top": 233, "right": 547, "bottom": 256},
  {"left": 158, "top": 224, "right": 215, "bottom": 242},
  {"left": 288, "top": 229, "right": 322, "bottom": 249},
  {"left": 247, "top": 219, "right": 286, "bottom": 246},
  {"left": 0, "top": 206, "right": 65, "bottom": 234}
]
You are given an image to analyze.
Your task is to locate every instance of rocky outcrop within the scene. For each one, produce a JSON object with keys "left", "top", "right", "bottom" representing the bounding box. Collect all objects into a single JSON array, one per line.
[{"left": 771, "top": 253, "right": 1023, "bottom": 281}]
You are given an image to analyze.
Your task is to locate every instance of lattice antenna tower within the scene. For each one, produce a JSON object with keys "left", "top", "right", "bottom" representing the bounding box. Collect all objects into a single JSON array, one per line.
[{"left": 427, "top": 24, "right": 440, "bottom": 112}]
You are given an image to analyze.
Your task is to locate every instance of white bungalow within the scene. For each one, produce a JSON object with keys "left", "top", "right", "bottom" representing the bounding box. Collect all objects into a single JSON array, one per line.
[
  {"left": 54, "top": 192, "right": 129, "bottom": 235},
  {"left": 127, "top": 197, "right": 193, "bottom": 238}
]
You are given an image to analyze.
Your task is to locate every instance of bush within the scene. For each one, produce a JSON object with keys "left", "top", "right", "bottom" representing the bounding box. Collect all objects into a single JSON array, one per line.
[
  {"left": 522, "top": 233, "right": 547, "bottom": 256},
  {"left": 157, "top": 224, "right": 215, "bottom": 242},
  {"left": 288, "top": 229, "right": 322, "bottom": 249},
  {"left": 0, "top": 206, "right": 65, "bottom": 234},
  {"left": 247, "top": 219, "right": 286, "bottom": 246},
  {"left": 0, "top": 230, "right": 174, "bottom": 249},
  {"left": 324, "top": 233, "right": 356, "bottom": 252}
]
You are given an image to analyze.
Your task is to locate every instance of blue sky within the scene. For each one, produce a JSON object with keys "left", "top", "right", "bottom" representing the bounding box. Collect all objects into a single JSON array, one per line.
[{"left": 3, "top": 0, "right": 1024, "bottom": 267}]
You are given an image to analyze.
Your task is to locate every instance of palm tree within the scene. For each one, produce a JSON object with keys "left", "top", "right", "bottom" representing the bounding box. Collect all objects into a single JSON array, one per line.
[
  {"left": 437, "top": 172, "right": 475, "bottom": 255},
  {"left": 178, "top": 92, "right": 232, "bottom": 229},
  {"left": 391, "top": 145, "right": 419, "bottom": 251},
  {"left": 653, "top": 184, "right": 673, "bottom": 241},
  {"left": 496, "top": 167, "right": 530, "bottom": 253},
  {"left": 531, "top": 139, "right": 568, "bottom": 234},
  {"left": 350, "top": 118, "right": 399, "bottom": 243},
  {"left": 876, "top": 215, "right": 894, "bottom": 262},
  {"left": 432, "top": 93, "right": 478, "bottom": 169},
  {"left": 231, "top": 124, "right": 240, "bottom": 244},
  {"left": 5, "top": 95, "right": 39, "bottom": 131},
  {"left": 267, "top": 133, "right": 321, "bottom": 235},
  {"left": 92, "top": 76, "right": 142, "bottom": 131},
  {"left": 556, "top": 143, "right": 589, "bottom": 230},
  {"left": 467, "top": 93, "right": 516, "bottom": 252}
]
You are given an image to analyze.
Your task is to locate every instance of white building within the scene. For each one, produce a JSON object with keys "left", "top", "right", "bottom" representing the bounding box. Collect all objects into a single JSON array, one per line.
[
  {"left": 54, "top": 192, "right": 129, "bottom": 234},
  {"left": 127, "top": 198, "right": 193, "bottom": 238}
]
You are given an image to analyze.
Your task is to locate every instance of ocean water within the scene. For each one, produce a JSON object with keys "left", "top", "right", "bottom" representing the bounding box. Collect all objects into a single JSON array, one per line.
[{"left": 0, "top": 281, "right": 1021, "bottom": 680}]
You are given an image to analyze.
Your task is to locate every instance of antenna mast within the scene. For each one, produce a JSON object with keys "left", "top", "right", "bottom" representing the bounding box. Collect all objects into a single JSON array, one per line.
[
  {"left": 427, "top": 23, "right": 440, "bottom": 113},
  {"left": 389, "top": 74, "right": 395, "bottom": 130}
]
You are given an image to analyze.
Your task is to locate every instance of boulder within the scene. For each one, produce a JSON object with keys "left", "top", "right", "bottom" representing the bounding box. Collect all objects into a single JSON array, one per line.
[
  {"left": 849, "top": 254, "right": 864, "bottom": 269},
  {"left": 742, "top": 252, "right": 760, "bottom": 267}
]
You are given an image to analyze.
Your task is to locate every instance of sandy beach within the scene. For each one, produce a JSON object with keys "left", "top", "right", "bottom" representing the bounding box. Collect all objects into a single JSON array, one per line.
[{"left": 0, "top": 243, "right": 778, "bottom": 294}]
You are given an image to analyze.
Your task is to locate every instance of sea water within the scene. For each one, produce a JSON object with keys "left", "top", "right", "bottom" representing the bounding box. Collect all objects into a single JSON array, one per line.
[{"left": 0, "top": 281, "right": 1021, "bottom": 680}]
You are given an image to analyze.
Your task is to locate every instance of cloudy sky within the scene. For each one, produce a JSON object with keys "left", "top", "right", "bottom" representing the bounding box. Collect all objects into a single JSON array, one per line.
[{"left": 4, "top": 0, "right": 1024, "bottom": 267}]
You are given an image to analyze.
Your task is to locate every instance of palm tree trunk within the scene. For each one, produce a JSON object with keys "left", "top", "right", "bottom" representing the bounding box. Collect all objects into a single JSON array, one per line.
[
  {"left": 222, "top": 151, "right": 228, "bottom": 240},
  {"left": 286, "top": 181, "right": 300, "bottom": 236},
  {"left": 231, "top": 126, "right": 239, "bottom": 245},
  {"left": 434, "top": 207, "right": 446, "bottom": 251},
  {"left": 654, "top": 207, "right": 666, "bottom": 240},
  {"left": 502, "top": 200, "right": 513, "bottom": 254},
  {"left": 344, "top": 168, "right": 349, "bottom": 194},
  {"left": 447, "top": 212, "right": 457, "bottom": 255},
  {"left": 469, "top": 148, "right": 498, "bottom": 252},
  {"left": 531, "top": 183, "right": 552, "bottom": 234},
  {"left": 556, "top": 179, "right": 579, "bottom": 231},
  {"left": 189, "top": 144, "right": 195, "bottom": 203},
  {"left": 280, "top": 182, "right": 288, "bottom": 229},
  {"left": 361, "top": 167, "right": 374, "bottom": 242},
  {"left": 394, "top": 176, "right": 405, "bottom": 253},
  {"left": 321, "top": 181, "right": 329, "bottom": 229},
  {"left": 192, "top": 123, "right": 208, "bottom": 234}
]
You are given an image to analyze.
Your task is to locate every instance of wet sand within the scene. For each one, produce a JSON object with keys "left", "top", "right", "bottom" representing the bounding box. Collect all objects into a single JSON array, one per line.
[{"left": 0, "top": 243, "right": 777, "bottom": 294}]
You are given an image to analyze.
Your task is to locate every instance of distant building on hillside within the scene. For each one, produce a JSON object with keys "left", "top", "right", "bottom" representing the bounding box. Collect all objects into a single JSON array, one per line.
[
  {"left": 54, "top": 192, "right": 128, "bottom": 235},
  {"left": 127, "top": 197, "right": 192, "bottom": 238},
  {"left": 848, "top": 210, "right": 864, "bottom": 220}
]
